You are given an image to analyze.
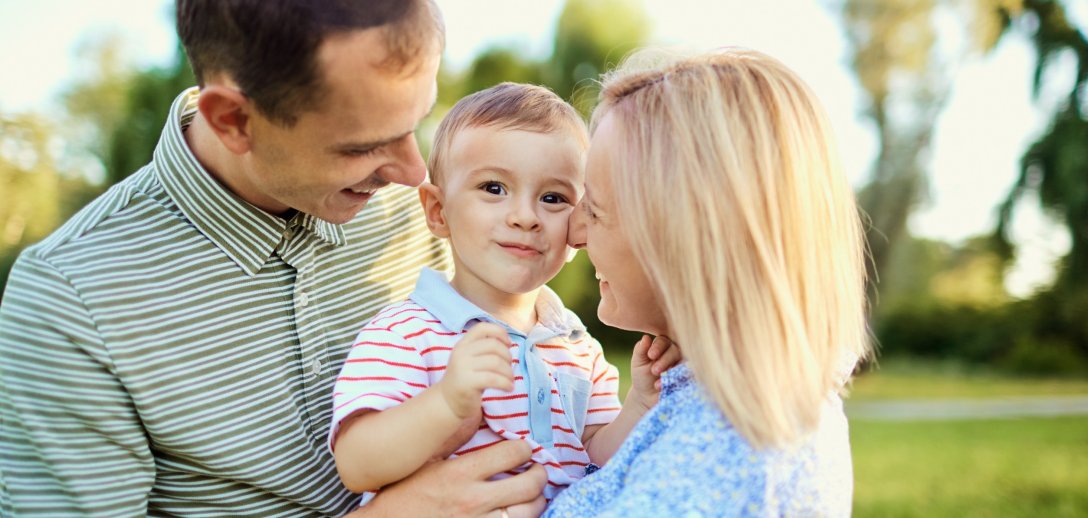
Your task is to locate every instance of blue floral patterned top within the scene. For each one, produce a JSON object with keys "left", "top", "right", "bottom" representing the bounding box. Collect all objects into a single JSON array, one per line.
[{"left": 543, "top": 363, "right": 853, "bottom": 517}]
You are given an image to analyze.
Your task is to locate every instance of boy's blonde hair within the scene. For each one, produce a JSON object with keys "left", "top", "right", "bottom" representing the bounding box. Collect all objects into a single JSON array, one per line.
[
  {"left": 592, "top": 48, "right": 871, "bottom": 448},
  {"left": 428, "top": 82, "right": 588, "bottom": 186}
]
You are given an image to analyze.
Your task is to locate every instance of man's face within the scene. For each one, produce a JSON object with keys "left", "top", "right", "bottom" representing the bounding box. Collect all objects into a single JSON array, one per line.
[{"left": 243, "top": 29, "right": 440, "bottom": 223}]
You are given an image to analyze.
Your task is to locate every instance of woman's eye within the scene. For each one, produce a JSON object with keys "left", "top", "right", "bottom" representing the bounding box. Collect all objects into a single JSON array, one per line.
[
  {"left": 541, "top": 193, "right": 569, "bottom": 205},
  {"left": 583, "top": 202, "right": 598, "bottom": 220},
  {"left": 481, "top": 182, "right": 506, "bottom": 195}
]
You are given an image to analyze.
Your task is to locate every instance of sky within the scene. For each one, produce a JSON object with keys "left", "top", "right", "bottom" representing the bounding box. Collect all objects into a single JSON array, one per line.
[{"left": 1, "top": 0, "right": 1083, "bottom": 296}]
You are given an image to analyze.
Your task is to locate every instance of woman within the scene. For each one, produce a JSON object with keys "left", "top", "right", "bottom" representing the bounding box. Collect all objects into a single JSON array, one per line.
[{"left": 545, "top": 48, "right": 870, "bottom": 516}]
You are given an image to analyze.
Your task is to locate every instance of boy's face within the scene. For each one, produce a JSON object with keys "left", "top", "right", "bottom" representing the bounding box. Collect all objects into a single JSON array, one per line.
[{"left": 433, "top": 126, "right": 585, "bottom": 304}]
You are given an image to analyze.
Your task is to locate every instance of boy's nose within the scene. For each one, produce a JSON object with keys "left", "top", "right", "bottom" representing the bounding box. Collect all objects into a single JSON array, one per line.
[{"left": 507, "top": 198, "right": 541, "bottom": 231}]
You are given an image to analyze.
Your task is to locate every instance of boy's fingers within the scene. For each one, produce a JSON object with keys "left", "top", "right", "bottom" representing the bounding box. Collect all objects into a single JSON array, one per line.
[{"left": 632, "top": 335, "right": 652, "bottom": 358}]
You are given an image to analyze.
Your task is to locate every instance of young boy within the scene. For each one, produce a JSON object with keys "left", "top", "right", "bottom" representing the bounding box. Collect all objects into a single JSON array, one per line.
[{"left": 328, "top": 83, "right": 676, "bottom": 511}]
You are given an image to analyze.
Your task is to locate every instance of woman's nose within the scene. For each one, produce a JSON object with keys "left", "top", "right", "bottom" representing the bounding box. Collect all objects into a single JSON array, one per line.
[{"left": 567, "top": 201, "right": 586, "bottom": 249}]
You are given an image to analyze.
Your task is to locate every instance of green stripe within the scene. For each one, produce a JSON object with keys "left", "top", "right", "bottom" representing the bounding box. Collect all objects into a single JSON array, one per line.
[{"left": 0, "top": 88, "right": 451, "bottom": 516}]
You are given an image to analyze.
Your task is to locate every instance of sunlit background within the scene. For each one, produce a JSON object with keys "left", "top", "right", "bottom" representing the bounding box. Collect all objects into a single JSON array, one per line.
[{"left": 2, "top": 1, "right": 1086, "bottom": 515}]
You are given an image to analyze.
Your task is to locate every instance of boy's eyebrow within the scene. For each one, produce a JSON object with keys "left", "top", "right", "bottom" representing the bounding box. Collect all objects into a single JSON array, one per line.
[{"left": 326, "top": 102, "right": 437, "bottom": 154}]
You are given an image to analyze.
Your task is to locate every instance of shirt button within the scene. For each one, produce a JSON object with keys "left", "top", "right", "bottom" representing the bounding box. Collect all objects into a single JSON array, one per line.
[
  {"left": 536, "top": 388, "right": 546, "bottom": 404},
  {"left": 311, "top": 358, "right": 323, "bottom": 376},
  {"left": 298, "top": 291, "right": 310, "bottom": 308}
]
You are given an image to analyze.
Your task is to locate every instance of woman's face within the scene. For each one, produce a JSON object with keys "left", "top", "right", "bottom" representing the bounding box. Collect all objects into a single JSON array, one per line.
[{"left": 568, "top": 112, "right": 670, "bottom": 337}]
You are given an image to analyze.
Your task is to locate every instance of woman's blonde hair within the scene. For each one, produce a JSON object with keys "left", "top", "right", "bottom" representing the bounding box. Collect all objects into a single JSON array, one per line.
[{"left": 592, "top": 48, "right": 870, "bottom": 448}]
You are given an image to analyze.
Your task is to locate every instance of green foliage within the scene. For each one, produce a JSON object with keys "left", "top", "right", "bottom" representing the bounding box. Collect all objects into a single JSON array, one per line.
[
  {"left": 548, "top": 0, "right": 650, "bottom": 115},
  {"left": 993, "top": 1, "right": 1088, "bottom": 287},
  {"left": 460, "top": 47, "right": 545, "bottom": 97},
  {"left": 104, "top": 45, "right": 195, "bottom": 184},
  {"left": 852, "top": 416, "right": 1088, "bottom": 517}
]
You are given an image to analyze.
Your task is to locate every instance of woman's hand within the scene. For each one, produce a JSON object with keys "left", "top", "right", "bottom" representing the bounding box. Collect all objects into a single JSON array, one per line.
[{"left": 628, "top": 335, "right": 682, "bottom": 412}]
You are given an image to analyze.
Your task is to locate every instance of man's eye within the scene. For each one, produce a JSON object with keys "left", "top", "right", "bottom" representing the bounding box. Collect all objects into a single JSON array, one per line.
[
  {"left": 481, "top": 182, "right": 506, "bottom": 195},
  {"left": 344, "top": 148, "right": 378, "bottom": 157},
  {"left": 541, "top": 193, "right": 569, "bottom": 204}
]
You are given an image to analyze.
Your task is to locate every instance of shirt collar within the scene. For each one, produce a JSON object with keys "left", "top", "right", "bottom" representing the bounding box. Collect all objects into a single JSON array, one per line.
[
  {"left": 661, "top": 362, "right": 694, "bottom": 397},
  {"left": 153, "top": 87, "right": 346, "bottom": 276},
  {"left": 409, "top": 268, "right": 585, "bottom": 340}
]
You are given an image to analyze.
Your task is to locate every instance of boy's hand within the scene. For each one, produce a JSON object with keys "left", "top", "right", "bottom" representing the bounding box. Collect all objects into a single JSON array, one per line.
[
  {"left": 628, "top": 335, "right": 681, "bottom": 412},
  {"left": 438, "top": 323, "right": 515, "bottom": 419}
]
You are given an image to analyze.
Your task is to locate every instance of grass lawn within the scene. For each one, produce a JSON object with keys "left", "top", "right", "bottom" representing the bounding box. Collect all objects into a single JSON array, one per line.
[
  {"left": 851, "top": 416, "right": 1088, "bottom": 517},
  {"left": 849, "top": 358, "right": 1088, "bottom": 400},
  {"left": 602, "top": 351, "right": 1088, "bottom": 516}
]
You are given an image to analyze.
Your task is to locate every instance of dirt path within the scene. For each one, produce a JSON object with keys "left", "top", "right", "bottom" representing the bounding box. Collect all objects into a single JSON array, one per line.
[{"left": 845, "top": 395, "right": 1088, "bottom": 420}]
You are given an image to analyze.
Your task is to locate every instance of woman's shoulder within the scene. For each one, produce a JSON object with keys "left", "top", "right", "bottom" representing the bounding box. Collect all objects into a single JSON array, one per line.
[{"left": 629, "top": 369, "right": 853, "bottom": 516}]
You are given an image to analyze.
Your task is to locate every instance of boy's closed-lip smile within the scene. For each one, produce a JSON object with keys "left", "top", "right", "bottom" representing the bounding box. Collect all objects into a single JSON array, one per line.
[{"left": 497, "top": 241, "right": 542, "bottom": 258}]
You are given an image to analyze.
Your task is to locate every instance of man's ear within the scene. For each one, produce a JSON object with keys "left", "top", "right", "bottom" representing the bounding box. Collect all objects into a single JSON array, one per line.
[
  {"left": 197, "top": 85, "right": 253, "bottom": 155},
  {"left": 418, "top": 182, "right": 450, "bottom": 238}
]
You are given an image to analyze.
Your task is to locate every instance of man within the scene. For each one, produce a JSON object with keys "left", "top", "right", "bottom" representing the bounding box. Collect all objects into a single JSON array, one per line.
[{"left": 0, "top": 1, "right": 545, "bottom": 515}]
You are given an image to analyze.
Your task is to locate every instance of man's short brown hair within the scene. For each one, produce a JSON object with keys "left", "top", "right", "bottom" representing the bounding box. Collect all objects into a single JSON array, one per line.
[
  {"left": 177, "top": 0, "right": 444, "bottom": 126},
  {"left": 428, "top": 82, "right": 589, "bottom": 186}
]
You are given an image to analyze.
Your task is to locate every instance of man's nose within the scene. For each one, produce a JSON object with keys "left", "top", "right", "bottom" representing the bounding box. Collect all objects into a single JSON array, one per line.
[{"left": 380, "top": 133, "right": 427, "bottom": 187}]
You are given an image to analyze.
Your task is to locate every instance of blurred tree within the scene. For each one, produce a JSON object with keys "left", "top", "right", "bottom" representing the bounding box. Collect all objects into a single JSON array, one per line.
[
  {"left": 839, "top": 0, "right": 955, "bottom": 312},
  {"left": 548, "top": 0, "right": 650, "bottom": 115},
  {"left": 988, "top": 0, "right": 1088, "bottom": 289},
  {"left": 62, "top": 33, "right": 135, "bottom": 173},
  {"left": 0, "top": 113, "right": 96, "bottom": 299},
  {"left": 103, "top": 44, "right": 195, "bottom": 185},
  {"left": 462, "top": 46, "right": 545, "bottom": 96}
]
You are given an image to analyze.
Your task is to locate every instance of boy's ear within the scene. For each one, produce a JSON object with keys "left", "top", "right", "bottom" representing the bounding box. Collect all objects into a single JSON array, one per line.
[
  {"left": 197, "top": 85, "right": 253, "bottom": 155},
  {"left": 418, "top": 182, "right": 450, "bottom": 238}
]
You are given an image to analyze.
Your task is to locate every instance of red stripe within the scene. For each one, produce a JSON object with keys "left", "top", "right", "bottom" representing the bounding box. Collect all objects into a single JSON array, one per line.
[
  {"left": 543, "top": 359, "right": 590, "bottom": 371},
  {"left": 559, "top": 460, "right": 589, "bottom": 467},
  {"left": 370, "top": 306, "right": 428, "bottom": 324},
  {"left": 588, "top": 407, "right": 621, "bottom": 413},
  {"left": 482, "top": 393, "right": 528, "bottom": 402},
  {"left": 420, "top": 346, "right": 453, "bottom": 355},
  {"left": 484, "top": 410, "right": 530, "bottom": 419},
  {"left": 362, "top": 315, "right": 441, "bottom": 333},
  {"left": 404, "top": 327, "right": 459, "bottom": 339},
  {"left": 344, "top": 358, "right": 427, "bottom": 372},
  {"left": 534, "top": 344, "right": 568, "bottom": 350},
  {"left": 336, "top": 376, "right": 427, "bottom": 390},
  {"left": 353, "top": 340, "right": 414, "bottom": 351},
  {"left": 590, "top": 392, "right": 618, "bottom": 398},
  {"left": 454, "top": 438, "right": 504, "bottom": 456},
  {"left": 553, "top": 442, "right": 586, "bottom": 452},
  {"left": 334, "top": 392, "right": 404, "bottom": 411},
  {"left": 593, "top": 370, "right": 609, "bottom": 383}
]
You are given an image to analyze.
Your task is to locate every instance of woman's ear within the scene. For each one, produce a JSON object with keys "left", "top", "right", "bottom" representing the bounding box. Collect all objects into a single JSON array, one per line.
[
  {"left": 197, "top": 85, "right": 253, "bottom": 155},
  {"left": 418, "top": 182, "right": 450, "bottom": 238}
]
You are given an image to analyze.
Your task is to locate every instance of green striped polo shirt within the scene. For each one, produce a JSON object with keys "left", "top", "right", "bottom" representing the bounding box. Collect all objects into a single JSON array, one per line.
[{"left": 0, "top": 88, "right": 451, "bottom": 516}]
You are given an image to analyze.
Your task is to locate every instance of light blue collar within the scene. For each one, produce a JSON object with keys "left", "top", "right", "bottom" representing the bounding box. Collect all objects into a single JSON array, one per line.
[{"left": 408, "top": 268, "right": 585, "bottom": 340}]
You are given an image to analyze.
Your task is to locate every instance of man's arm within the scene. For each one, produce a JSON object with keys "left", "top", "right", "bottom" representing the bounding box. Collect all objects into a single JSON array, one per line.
[
  {"left": 0, "top": 254, "right": 156, "bottom": 516},
  {"left": 344, "top": 440, "right": 548, "bottom": 518}
]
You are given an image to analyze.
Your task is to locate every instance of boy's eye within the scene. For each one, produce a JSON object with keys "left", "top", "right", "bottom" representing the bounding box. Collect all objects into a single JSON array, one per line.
[
  {"left": 481, "top": 182, "right": 506, "bottom": 195},
  {"left": 541, "top": 193, "right": 569, "bottom": 205}
]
